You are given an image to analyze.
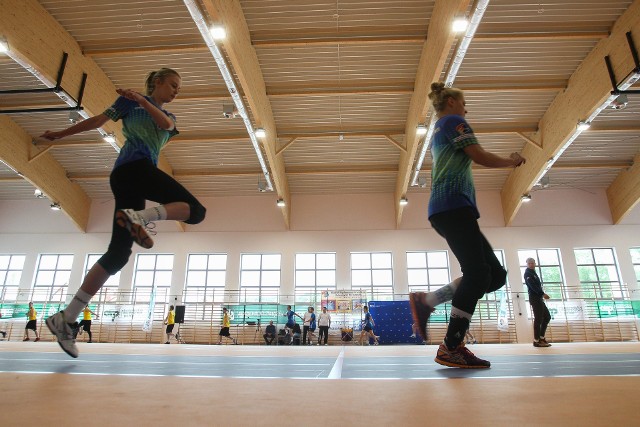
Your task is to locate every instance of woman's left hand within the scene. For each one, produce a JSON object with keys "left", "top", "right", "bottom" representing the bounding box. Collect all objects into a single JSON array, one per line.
[{"left": 116, "top": 88, "right": 146, "bottom": 104}]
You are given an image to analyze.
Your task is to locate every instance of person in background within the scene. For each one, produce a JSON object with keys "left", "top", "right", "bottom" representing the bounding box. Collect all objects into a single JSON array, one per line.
[
  {"left": 317, "top": 306, "right": 331, "bottom": 345},
  {"left": 164, "top": 305, "right": 175, "bottom": 344},
  {"left": 218, "top": 307, "right": 237, "bottom": 345},
  {"left": 358, "top": 305, "right": 379, "bottom": 346},
  {"left": 263, "top": 320, "right": 276, "bottom": 345},
  {"left": 283, "top": 305, "right": 303, "bottom": 336},
  {"left": 524, "top": 257, "right": 552, "bottom": 347},
  {"left": 76, "top": 306, "right": 97, "bottom": 343},
  {"left": 23, "top": 302, "right": 40, "bottom": 342}
]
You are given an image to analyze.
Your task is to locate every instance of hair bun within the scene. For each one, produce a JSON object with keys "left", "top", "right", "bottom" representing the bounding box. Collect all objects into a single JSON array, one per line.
[{"left": 430, "top": 82, "right": 445, "bottom": 93}]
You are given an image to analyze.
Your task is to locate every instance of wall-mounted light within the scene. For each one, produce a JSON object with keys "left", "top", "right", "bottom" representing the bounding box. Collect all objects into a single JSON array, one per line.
[
  {"left": 521, "top": 194, "right": 532, "bottom": 202},
  {"left": 210, "top": 25, "right": 226, "bottom": 40},
  {"left": 276, "top": 198, "right": 285, "bottom": 207},
  {"left": 576, "top": 121, "right": 591, "bottom": 131},
  {"left": 34, "top": 189, "right": 45, "bottom": 198},
  {"left": 452, "top": 16, "right": 469, "bottom": 33},
  {"left": 50, "top": 202, "right": 61, "bottom": 211},
  {"left": 69, "top": 110, "right": 81, "bottom": 124},
  {"left": 0, "top": 38, "right": 8, "bottom": 54},
  {"left": 254, "top": 128, "right": 266, "bottom": 138},
  {"left": 416, "top": 124, "right": 428, "bottom": 136},
  {"left": 103, "top": 132, "right": 116, "bottom": 144},
  {"left": 399, "top": 197, "right": 409, "bottom": 206},
  {"left": 417, "top": 176, "right": 428, "bottom": 188}
]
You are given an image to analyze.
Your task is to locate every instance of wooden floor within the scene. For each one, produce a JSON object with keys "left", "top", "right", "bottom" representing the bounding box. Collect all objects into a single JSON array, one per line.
[{"left": 1, "top": 341, "right": 638, "bottom": 426}]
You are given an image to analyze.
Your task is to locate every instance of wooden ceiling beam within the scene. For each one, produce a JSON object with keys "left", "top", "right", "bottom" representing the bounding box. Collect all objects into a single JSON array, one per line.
[
  {"left": 500, "top": 0, "right": 640, "bottom": 225},
  {"left": 201, "top": 0, "right": 291, "bottom": 228},
  {"left": 607, "top": 154, "right": 640, "bottom": 224}
]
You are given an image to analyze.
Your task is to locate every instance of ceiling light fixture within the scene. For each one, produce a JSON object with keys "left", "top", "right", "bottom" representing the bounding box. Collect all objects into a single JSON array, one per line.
[
  {"left": 276, "top": 198, "right": 285, "bottom": 207},
  {"left": 399, "top": 197, "right": 409, "bottom": 206},
  {"left": 34, "top": 189, "right": 44, "bottom": 198},
  {"left": 209, "top": 25, "right": 226, "bottom": 40},
  {"left": 416, "top": 124, "right": 428, "bottom": 136},
  {"left": 103, "top": 132, "right": 116, "bottom": 144},
  {"left": 576, "top": 121, "right": 591, "bottom": 131},
  {"left": 0, "top": 38, "right": 8, "bottom": 53},
  {"left": 521, "top": 194, "right": 532, "bottom": 202},
  {"left": 50, "top": 202, "right": 61, "bottom": 211},
  {"left": 183, "top": 0, "right": 273, "bottom": 192},
  {"left": 452, "top": 16, "right": 469, "bottom": 33},
  {"left": 412, "top": 0, "right": 490, "bottom": 186},
  {"left": 254, "top": 128, "right": 266, "bottom": 138}
]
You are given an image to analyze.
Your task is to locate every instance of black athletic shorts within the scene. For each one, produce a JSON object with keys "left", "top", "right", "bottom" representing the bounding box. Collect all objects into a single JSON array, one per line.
[
  {"left": 166, "top": 324, "right": 174, "bottom": 333},
  {"left": 364, "top": 325, "right": 373, "bottom": 332},
  {"left": 219, "top": 327, "right": 230, "bottom": 337},
  {"left": 79, "top": 320, "right": 92, "bottom": 331},
  {"left": 25, "top": 320, "right": 37, "bottom": 331}
]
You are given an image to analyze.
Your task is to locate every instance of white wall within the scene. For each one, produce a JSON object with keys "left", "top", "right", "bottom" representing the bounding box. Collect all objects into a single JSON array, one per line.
[{"left": 1, "top": 188, "right": 639, "bottom": 342}]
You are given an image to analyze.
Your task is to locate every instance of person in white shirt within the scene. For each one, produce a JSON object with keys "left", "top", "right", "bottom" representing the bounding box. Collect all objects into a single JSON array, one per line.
[{"left": 317, "top": 306, "right": 331, "bottom": 345}]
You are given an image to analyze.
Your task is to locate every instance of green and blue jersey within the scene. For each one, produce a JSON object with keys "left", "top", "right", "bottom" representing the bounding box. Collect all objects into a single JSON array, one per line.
[
  {"left": 103, "top": 96, "right": 179, "bottom": 168},
  {"left": 428, "top": 114, "right": 480, "bottom": 219}
]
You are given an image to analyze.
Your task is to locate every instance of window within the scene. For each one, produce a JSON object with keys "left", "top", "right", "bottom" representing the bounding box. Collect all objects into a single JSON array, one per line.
[
  {"left": 406, "top": 251, "right": 450, "bottom": 292},
  {"left": 32, "top": 254, "right": 74, "bottom": 302},
  {"left": 295, "top": 253, "right": 336, "bottom": 303},
  {"left": 575, "top": 248, "right": 626, "bottom": 299},
  {"left": 0, "top": 254, "right": 25, "bottom": 301},
  {"left": 84, "top": 254, "right": 121, "bottom": 301},
  {"left": 631, "top": 248, "right": 640, "bottom": 284},
  {"left": 240, "top": 253, "right": 281, "bottom": 302},
  {"left": 351, "top": 252, "right": 393, "bottom": 300},
  {"left": 518, "top": 249, "right": 565, "bottom": 300},
  {"left": 184, "top": 253, "right": 227, "bottom": 303},
  {"left": 132, "top": 254, "right": 174, "bottom": 303}
]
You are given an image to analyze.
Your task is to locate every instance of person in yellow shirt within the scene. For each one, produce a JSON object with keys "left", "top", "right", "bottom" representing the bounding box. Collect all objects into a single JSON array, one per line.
[
  {"left": 75, "top": 306, "right": 97, "bottom": 343},
  {"left": 23, "top": 302, "right": 40, "bottom": 342},
  {"left": 164, "top": 305, "right": 175, "bottom": 344},
  {"left": 217, "top": 307, "right": 237, "bottom": 345}
]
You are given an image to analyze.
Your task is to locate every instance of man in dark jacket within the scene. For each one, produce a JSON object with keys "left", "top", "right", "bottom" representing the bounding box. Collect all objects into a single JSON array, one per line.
[
  {"left": 263, "top": 320, "right": 276, "bottom": 345},
  {"left": 523, "top": 258, "right": 552, "bottom": 347}
]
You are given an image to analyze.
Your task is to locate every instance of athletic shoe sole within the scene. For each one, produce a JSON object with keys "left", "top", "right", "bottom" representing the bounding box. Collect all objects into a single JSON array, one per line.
[
  {"left": 115, "top": 210, "right": 154, "bottom": 249},
  {"left": 46, "top": 316, "right": 78, "bottom": 358},
  {"left": 434, "top": 356, "right": 491, "bottom": 369},
  {"left": 409, "top": 292, "right": 434, "bottom": 341}
]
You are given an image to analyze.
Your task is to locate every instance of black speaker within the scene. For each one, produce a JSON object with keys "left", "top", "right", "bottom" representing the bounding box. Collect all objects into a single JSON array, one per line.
[{"left": 174, "top": 305, "right": 186, "bottom": 324}]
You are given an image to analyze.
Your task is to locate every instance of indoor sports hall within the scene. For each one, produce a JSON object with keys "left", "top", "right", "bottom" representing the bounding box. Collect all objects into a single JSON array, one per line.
[{"left": 1, "top": 1, "right": 639, "bottom": 426}]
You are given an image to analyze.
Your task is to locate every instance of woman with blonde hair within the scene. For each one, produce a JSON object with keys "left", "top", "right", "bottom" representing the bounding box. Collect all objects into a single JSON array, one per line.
[
  {"left": 42, "top": 68, "right": 206, "bottom": 358},
  {"left": 409, "top": 82, "right": 525, "bottom": 368}
]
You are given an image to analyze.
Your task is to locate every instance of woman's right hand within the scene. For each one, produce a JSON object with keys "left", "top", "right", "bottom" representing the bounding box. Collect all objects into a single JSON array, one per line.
[{"left": 510, "top": 152, "right": 526, "bottom": 167}]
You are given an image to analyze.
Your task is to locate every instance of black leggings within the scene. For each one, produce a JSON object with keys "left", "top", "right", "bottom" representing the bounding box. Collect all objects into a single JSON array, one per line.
[
  {"left": 98, "top": 159, "right": 206, "bottom": 275},
  {"left": 429, "top": 207, "right": 507, "bottom": 316}
]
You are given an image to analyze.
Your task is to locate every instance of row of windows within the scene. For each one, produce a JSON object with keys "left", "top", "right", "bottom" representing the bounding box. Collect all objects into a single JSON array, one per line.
[{"left": 1, "top": 248, "right": 639, "bottom": 303}]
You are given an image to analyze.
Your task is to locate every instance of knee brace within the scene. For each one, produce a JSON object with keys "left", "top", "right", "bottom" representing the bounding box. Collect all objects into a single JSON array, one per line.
[
  {"left": 186, "top": 202, "right": 206, "bottom": 225},
  {"left": 98, "top": 248, "right": 132, "bottom": 275}
]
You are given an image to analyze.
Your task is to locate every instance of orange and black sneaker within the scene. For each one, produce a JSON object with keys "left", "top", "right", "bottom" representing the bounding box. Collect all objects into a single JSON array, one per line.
[
  {"left": 115, "top": 209, "right": 155, "bottom": 249},
  {"left": 409, "top": 292, "right": 435, "bottom": 341},
  {"left": 434, "top": 342, "right": 491, "bottom": 369}
]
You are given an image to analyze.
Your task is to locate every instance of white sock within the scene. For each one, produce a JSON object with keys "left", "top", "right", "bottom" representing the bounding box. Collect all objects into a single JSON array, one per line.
[
  {"left": 137, "top": 205, "right": 167, "bottom": 222},
  {"left": 63, "top": 290, "right": 92, "bottom": 323},
  {"left": 425, "top": 278, "right": 461, "bottom": 307},
  {"left": 450, "top": 307, "right": 473, "bottom": 320}
]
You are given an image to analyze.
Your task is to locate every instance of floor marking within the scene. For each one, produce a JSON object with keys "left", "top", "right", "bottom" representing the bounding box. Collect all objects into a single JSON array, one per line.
[{"left": 327, "top": 347, "right": 345, "bottom": 379}]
